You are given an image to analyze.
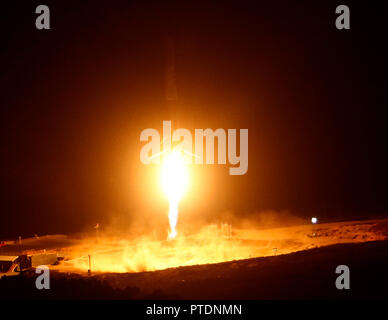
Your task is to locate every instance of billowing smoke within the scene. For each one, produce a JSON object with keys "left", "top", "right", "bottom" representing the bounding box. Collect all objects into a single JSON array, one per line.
[{"left": 54, "top": 210, "right": 386, "bottom": 274}]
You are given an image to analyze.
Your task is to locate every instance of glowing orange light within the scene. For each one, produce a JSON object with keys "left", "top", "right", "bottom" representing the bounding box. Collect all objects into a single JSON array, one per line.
[{"left": 160, "top": 149, "right": 188, "bottom": 239}]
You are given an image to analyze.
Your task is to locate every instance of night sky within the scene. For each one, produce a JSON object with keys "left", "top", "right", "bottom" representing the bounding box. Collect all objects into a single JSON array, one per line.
[{"left": 1, "top": 0, "right": 387, "bottom": 238}]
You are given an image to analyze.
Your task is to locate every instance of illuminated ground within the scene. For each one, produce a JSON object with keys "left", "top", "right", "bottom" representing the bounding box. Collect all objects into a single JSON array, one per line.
[
  {"left": 1, "top": 218, "right": 388, "bottom": 299},
  {"left": 1, "top": 239, "right": 388, "bottom": 299},
  {"left": 1, "top": 218, "right": 387, "bottom": 275}
]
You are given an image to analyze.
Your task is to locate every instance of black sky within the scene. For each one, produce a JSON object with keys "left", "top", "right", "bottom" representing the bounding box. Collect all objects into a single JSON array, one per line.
[{"left": 0, "top": 0, "right": 387, "bottom": 238}]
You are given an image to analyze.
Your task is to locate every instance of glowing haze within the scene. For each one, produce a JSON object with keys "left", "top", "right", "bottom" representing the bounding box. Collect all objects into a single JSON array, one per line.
[{"left": 54, "top": 218, "right": 388, "bottom": 274}]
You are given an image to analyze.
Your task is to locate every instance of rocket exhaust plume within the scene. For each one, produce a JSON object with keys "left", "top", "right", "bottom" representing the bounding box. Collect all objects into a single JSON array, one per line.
[{"left": 160, "top": 149, "right": 188, "bottom": 239}]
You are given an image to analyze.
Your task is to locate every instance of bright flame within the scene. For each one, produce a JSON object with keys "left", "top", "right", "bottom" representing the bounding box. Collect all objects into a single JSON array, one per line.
[{"left": 160, "top": 150, "right": 188, "bottom": 239}]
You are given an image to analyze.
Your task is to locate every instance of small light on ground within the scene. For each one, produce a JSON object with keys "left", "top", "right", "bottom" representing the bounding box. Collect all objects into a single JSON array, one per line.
[{"left": 311, "top": 217, "right": 318, "bottom": 224}]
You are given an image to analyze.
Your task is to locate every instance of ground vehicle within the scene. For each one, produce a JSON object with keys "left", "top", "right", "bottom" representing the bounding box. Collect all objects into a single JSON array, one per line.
[{"left": 0, "top": 255, "right": 31, "bottom": 278}]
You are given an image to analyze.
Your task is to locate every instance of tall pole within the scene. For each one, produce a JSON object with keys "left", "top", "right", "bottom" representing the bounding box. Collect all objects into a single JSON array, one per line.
[{"left": 88, "top": 254, "right": 91, "bottom": 275}]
